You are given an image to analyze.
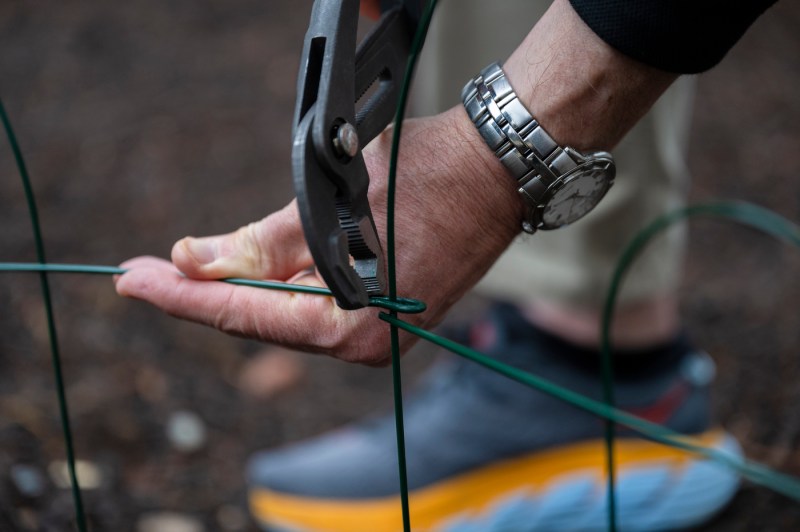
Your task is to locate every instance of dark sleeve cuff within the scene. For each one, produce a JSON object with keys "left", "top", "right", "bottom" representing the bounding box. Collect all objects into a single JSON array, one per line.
[{"left": 569, "top": 0, "right": 777, "bottom": 73}]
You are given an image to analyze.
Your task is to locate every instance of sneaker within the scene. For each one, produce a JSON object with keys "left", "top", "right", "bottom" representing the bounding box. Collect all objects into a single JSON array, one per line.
[{"left": 246, "top": 302, "right": 741, "bottom": 531}]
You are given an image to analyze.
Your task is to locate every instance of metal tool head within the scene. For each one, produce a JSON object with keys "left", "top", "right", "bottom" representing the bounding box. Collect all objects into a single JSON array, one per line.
[{"left": 292, "top": 0, "right": 413, "bottom": 309}]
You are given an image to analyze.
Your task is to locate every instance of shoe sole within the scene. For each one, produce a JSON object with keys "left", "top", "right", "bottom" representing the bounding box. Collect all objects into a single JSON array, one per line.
[{"left": 250, "top": 429, "right": 741, "bottom": 532}]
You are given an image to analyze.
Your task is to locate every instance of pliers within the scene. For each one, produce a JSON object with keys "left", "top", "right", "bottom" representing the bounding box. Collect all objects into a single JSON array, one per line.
[{"left": 292, "top": 0, "right": 420, "bottom": 309}]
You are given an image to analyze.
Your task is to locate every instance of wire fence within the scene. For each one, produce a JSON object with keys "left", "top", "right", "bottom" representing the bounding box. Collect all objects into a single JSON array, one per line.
[{"left": 2, "top": 1, "right": 800, "bottom": 531}]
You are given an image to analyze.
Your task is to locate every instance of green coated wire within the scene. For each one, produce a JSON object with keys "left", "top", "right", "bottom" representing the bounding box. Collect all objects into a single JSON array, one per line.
[
  {"left": 385, "top": 0, "right": 438, "bottom": 302},
  {"left": 601, "top": 337, "right": 617, "bottom": 532},
  {"left": 384, "top": 1, "right": 439, "bottom": 529},
  {"left": 0, "top": 263, "right": 427, "bottom": 314},
  {"left": 0, "top": 100, "right": 88, "bottom": 531}
]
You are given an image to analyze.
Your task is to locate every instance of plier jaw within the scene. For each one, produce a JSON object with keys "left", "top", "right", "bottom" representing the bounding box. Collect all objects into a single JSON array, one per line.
[{"left": 292, "top": 0, "right": 414, "bottom": 309}]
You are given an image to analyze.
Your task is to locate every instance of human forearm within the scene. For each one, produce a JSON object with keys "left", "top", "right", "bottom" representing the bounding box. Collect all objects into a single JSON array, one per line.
[{"left": 474, "top": 0, "right": 677, "bottom": 155}]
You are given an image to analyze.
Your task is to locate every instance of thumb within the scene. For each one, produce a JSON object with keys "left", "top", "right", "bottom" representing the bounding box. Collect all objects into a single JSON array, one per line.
[{"left": 172, "top": 201, "right": 313, "bottom": 281}]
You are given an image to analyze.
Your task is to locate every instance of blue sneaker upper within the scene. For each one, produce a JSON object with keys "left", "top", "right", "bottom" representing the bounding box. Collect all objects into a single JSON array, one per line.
[{"left": 248, "top": 302, "right": 715, "bottom": 500}]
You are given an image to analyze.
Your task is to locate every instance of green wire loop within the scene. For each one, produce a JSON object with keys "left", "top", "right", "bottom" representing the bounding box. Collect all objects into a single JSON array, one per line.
[{"left": 368, "top": 296, "right": 427, "bottom": 314}]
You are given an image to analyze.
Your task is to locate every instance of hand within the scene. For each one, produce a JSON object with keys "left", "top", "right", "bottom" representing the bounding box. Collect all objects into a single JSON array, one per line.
[
  {"left": 114, "top": 0, "right": 675, "bottom": 365},
  {"left": 114, "top": 108, "right": 521, "bottom": 365}
]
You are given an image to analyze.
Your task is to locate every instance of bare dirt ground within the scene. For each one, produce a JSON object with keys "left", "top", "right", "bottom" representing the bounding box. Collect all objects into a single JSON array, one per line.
[{"left": 0, "top": 1, "right": 798, "bottom": 530}]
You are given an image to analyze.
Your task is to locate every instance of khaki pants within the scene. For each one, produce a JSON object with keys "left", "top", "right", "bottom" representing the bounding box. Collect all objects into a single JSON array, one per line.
[{"left": 411, "top": 0, "right": 695, "bottom": 308}]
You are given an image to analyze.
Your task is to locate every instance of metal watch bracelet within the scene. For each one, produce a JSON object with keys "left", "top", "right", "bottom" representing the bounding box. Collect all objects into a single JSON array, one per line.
[{"left": 461, "top": 61, "right": 613, "bottom": 233}]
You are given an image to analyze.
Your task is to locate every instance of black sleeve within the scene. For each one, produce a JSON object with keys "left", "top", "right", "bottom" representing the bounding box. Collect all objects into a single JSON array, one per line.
[{"left": 569, "top": 0, "right": 778, "bottom": 73}]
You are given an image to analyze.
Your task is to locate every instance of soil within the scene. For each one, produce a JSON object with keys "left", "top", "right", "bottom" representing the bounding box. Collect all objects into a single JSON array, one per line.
[{"left": 0, "top": 1, "right": 798, "bottom": 530}]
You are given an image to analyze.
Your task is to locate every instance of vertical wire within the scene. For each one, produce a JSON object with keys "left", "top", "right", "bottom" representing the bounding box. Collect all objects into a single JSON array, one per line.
[
  {"left": 385, "top": 1, "right": 438, "bottom": 298},
  {"left": 600, "top": 310, "right": 618, "bottom": 531},
  {"left": 385, "top": 1, "right": 439, "bottom": 529},
  {"left": 389, "top": 327, "right": 410, "bottom": 529},
  {"left": 0, "top": 100, "right": 88, "bottom": 530}
]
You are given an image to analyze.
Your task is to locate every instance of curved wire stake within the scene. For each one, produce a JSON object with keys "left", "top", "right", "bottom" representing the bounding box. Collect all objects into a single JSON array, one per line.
[
  {"left": 599, "top": 200, "right": 800, "bottom": 530},
  {"left": 1, "top": 100, "right": 88, "bottom": 531}
]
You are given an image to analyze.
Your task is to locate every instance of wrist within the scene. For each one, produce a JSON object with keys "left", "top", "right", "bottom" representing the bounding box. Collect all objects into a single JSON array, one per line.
[
  {"left": 364, "top": 108, "right": 521, "bottom": 247},
  {"left": 360, "top": 110, "right": 523, "bottom": 321},
  {"left": 443, "top": 105, "right": 524, "bottom": 241},
  {"left": 445, "top": 0, "right": 676, "bottom": 237},
  {"left": 502, "top": 0, "right": 677, "bottom": 151}
]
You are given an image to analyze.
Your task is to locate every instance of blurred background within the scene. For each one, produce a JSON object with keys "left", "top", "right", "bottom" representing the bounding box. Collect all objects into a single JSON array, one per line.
[{"left": 0, "top": 1, "right": 798, "bottom": 530}]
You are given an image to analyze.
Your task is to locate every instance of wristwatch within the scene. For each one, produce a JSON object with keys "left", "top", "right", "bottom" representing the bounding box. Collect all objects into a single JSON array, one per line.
[{"left": 462, "top": 62, "right": 615, "bottom": 234}]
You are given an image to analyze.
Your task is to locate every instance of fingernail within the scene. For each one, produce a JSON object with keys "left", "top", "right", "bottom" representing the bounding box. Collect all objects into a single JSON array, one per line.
[{"left": 185, "top": 238, "right": 216, "bottom": 265}]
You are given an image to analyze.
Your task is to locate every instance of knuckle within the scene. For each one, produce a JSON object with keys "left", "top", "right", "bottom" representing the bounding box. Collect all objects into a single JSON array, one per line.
[
  {"left": 246, "top": 222, "right": 272, "bottom": 274},
  {"left": 230, "top": 223, "right": 272, "bottom": 276},
  {"left": 212, "top": 288, "right": 251, "bottom": 336}
]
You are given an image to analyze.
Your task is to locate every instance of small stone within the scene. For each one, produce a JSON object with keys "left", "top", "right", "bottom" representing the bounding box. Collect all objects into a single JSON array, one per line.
[
  {"left": 166, "top": 410, "right": 207, "bottom": 452},
  {"left": 16, "top": 507, "right": 39, "bottom": 529},
  {"left": 10, "top": 464, "right": 47, "bottom": 498},
  {"left": 48, "top": 460, "right": 103, "bottom": 490},
  {"left": 137, "top": 512, "right": 204, "bottom": 532}
]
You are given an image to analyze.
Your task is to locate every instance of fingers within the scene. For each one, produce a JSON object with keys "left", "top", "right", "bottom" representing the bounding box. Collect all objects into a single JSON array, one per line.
[
  {"left": 115, "top": 198, "right": 394, "bottom": 364},
  {"left": 116, "top": 257, "right": 368, "bottom": 356},
  {"left": 171, "top": 201, "right": 312, "bottom": 281}
]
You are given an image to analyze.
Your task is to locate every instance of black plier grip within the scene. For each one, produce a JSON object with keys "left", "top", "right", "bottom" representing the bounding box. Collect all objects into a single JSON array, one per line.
[{"left": 292, "top": 0, "right": 415, "bottom": 309}]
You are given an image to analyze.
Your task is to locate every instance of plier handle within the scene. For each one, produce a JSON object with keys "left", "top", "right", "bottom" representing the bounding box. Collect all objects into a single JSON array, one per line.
[{"left": 292, "top": 0, "right": 417, "bottom": 309}]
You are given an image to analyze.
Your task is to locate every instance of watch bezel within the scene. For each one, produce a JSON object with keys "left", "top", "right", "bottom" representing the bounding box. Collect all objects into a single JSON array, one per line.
[{"left": 521, "top": 152, "right": 615, "bottom": 232}]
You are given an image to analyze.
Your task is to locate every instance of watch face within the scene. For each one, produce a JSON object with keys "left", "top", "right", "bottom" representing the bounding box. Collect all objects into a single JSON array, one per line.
[{"left": 542, "top": 163, "right": 612, "bottom": 228}]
